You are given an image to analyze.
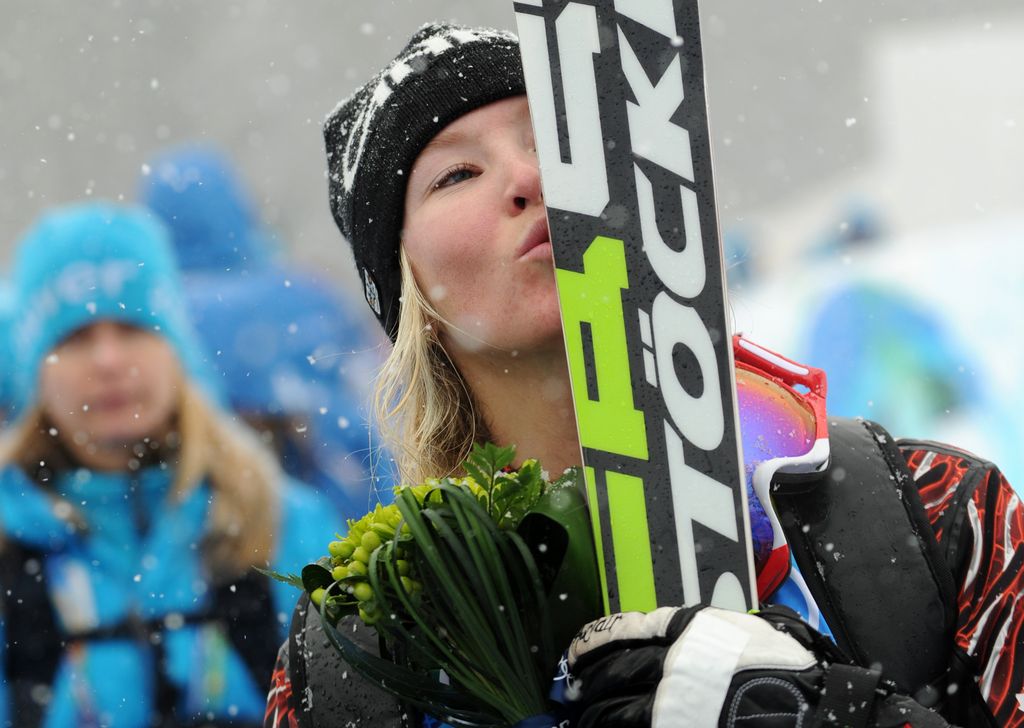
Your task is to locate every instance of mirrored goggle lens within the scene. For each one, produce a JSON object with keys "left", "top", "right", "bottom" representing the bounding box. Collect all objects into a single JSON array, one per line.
[{"left": 736, "top": 367, "right": 817, "bottom": 478}]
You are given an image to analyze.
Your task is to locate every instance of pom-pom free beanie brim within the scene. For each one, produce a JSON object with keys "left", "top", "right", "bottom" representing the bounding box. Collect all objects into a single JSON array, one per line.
[{"left": 324, "top": 22, "right": 525, "bottom": 341}]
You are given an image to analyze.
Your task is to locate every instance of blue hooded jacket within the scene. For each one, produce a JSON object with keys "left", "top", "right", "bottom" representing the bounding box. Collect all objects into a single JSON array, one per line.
[
  {"left": 0, "top": 283, "right": 15, "bottom": 423},
  {"left": 0, "top": 463, "right": 333, "bottom": 727}
]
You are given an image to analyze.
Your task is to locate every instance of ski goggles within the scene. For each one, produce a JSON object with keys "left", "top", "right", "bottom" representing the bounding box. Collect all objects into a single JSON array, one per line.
[{"left": 733, "top": 335, "right": 830, "bottom": 597}]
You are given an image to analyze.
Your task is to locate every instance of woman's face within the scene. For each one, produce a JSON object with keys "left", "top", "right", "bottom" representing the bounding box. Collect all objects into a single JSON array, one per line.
[
  {"left": 38, "top": 320, "right": 181, "bottom": 453},
  {"left": 401, "top": 95, "right": 562, "bottom": 356}
]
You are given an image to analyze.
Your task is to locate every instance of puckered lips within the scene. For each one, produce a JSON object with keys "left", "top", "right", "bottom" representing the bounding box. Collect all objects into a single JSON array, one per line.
[{"left": 516, "top": 216, "right": 552, "bottom": 261}]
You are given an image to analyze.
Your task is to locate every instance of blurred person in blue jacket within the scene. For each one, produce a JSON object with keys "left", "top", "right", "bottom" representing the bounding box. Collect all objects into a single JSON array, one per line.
[
  {"left": 0, "top": 202, "right": 339, "bottom": 727},
  {"left": 0, "top": 283, "right": 15, "bottom": 427},
  {"left": 140, "top": 145, "right": 390, "bottom": 516}
]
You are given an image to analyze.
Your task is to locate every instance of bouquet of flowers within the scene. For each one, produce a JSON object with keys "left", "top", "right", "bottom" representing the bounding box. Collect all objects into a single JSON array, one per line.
[{"left": 265, "top": 443, "right": 602, "bottom": 726}]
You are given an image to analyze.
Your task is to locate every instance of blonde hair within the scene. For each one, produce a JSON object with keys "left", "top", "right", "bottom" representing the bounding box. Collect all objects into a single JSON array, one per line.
[
  {"left": 373, "top": 250, "right": 488, "bottom": 485},
  {"left": 0, "top": 382, "right": 279, "bottom": 578}
]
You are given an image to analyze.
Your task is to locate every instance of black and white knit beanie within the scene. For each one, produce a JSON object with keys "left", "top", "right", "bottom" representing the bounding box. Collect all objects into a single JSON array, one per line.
[{"left": 324, "top": 22, "right": 525, "bottom": 341}]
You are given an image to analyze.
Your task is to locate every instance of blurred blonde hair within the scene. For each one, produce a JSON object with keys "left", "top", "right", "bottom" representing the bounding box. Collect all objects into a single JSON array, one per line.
[
  {"left": 0, "top": 381, "right": 279, "bottom": 577},
  {"left": 373, "top": 249, "right": 488, "bottom": 485}
]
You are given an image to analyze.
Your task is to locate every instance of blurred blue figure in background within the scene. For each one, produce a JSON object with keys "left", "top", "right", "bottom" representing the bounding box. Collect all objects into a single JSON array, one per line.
[
  {"left": 140, "top": 145, "right": 274, "bottom": 276},
  {"left": 140, "top": 145, "right": 390, "bottom": 515},
  {"left": 185, "top": 274, "right": 384, "bottom": 509},
  {"left": 807, "top": 283, "right": 976, "bottom": 434},
  {"left": 0, "top": 282, "right": 15, "bottom": 427},
  {"left": 804, "top": 282, "right": 1024, "bottom": 485},
  {"left": 0, "top": 202, "right": 339, "bottom": 726},
  {"left": 722, "top": 228, "right": 756, "bottom": 289},
  {"left": 806, "top": 198, "right": 885, "bottom": 261}
]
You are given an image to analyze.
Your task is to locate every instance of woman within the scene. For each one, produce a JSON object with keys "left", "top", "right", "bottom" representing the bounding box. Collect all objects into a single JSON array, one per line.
[
  {"left": 265, "top": 23, "right": 1022, "bottom": 728},
  {"left": 0, "top": 203, "right": 339, "bottom": 727}
]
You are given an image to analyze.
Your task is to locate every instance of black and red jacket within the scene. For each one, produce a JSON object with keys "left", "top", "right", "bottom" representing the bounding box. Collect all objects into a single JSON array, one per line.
[
  {"left": 902, "top": 441, "right": 1023, "bottom": 727},
  {"left": 264, "top": 435, "right": 1024, "bottom": 728}
]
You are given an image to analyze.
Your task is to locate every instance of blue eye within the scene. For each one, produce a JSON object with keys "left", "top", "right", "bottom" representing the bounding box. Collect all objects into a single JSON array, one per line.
[{"left": 434, "top": 164, "right": 476, "bottom": 189}]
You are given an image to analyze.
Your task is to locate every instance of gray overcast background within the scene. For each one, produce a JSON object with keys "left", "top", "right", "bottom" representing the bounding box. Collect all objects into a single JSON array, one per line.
[
  {"left": 0, "top": 1, "right": 1020, "bottom": 294},
  {"left": 4, "top": 1, "right": 1024, "bottom": 480}
]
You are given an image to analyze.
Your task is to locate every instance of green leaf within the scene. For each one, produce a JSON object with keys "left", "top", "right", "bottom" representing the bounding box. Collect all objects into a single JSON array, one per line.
[
  {"left": 518, "top": 472, "right": 603, "bottom": 650},
  {"left": 462, "top": 457, "right": 490, "bottom": 492},
  {"left": 466, "top": 443, "right": 514, "bottom": 484},
  {"left": 300, "top": 558, "right": 334, "bottom": 594},
  {"left": 470, "top": 441, "right": 514, "bottom": 472},
  {"left": 252, "top": 566, "right": 304, "bottom": 591},
  {"left": 549, "top": 466, "right": 579, "bottom": 490},
  {"left": 492, "top": 443, "right": 517, "bottom": 471},
  {"left": 490, "top": 459, "right": 545, "bottom": 529}
]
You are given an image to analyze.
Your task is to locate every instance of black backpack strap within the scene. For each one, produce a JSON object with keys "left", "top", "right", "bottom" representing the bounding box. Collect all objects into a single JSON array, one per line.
[
  {"left": 0, "top": 541, "right": 274, "bottom": 727},
  {"left": 771, "top": 417, "right": 957, "bottom": 697},
  {"left": 154, "top": 569, "right": 278, "bottom": 727},
  {"left": 210, "top": 569, "right": 281, "bottom": 693},
  {"left": 0, "top": 542, "right": 63, "bottom": 726},
  {"left": 143, "top": 570, "right": 277, "bottom": 727}
]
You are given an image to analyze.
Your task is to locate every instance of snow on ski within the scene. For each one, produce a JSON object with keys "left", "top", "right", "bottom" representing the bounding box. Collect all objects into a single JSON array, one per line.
[{"left": 514, "top": 0, "right": 756, "bottom": 613}]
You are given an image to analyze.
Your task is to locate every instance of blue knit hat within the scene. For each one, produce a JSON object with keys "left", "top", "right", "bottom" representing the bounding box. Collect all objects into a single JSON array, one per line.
[{"left": 9, "top": 202, "right": 211, "bottom": 411}]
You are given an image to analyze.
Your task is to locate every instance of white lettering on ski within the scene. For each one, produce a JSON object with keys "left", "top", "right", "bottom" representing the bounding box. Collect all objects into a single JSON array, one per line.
[
  {"left": 516, "top": 3, "right": 609, "bottom": 216},
  {"left": 613, "top": 0, "right": 676, "bottom": 38},
  {"left": 618, "top": 28, "right": 694, "bottom": 182},
  {"left": 518, "top": 0, "right": 748, "bottom": 609},
  {"left": 635, "top": 166, "right": 705, "bottom": 299},
  {"left": 664, "top": 422, "right": 744, "bottom": 610},
  {"left": 651, "top": 294, "right": 723, "bottom": 451},
  {"left": 620, "top": 0, "right": 746, "bottom": 608}
]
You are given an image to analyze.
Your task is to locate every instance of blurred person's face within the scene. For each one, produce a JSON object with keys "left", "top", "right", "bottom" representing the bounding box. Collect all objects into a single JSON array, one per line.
[
  {"left": 38, "top": 320, "right": 181, "bottom": 467},
  {"left": 401, "top": 95, "right": 563, "bottom": 356}
]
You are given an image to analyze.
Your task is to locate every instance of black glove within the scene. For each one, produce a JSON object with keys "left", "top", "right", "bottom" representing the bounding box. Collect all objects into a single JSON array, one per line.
[{"left": 566, "top": 605, "right": 954, "bottom": 728}]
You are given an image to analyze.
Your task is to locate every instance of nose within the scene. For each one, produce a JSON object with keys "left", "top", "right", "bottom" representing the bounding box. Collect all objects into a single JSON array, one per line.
[
  {"left": 90, "top": 324, "right": 129, "bottom": 371},
  {"left": 505, "top": 146, "right": 543, "bottom": 214}
]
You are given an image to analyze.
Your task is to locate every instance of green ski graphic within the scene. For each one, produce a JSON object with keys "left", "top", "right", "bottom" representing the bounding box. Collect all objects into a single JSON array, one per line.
[{"left": 515, "top": 0, "right": 756, "bottom": 613}]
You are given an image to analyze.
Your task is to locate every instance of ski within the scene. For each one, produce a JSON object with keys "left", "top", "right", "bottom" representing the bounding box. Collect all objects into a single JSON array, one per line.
[{"left": 514, "top": 0, "right": 756, "bottom": 613}]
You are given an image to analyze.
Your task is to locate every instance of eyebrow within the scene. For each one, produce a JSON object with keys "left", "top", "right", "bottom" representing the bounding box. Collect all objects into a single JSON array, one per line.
[
  {"left": 408, "top": 127, "right": 473, "bottom": 203},
  {"left": 419, "top": 127, "right": 468, "bottom": 156}
]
